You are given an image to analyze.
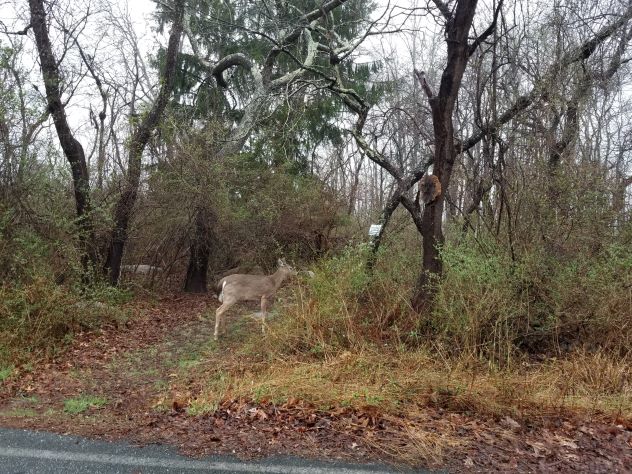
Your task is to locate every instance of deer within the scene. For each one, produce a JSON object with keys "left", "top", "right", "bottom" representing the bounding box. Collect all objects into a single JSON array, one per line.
[
  {"left": 121, "top": 264, "right": 163, "bottom": 275},
  {"left": 213, "top": 259, "right": 297, "bottom": 340}
]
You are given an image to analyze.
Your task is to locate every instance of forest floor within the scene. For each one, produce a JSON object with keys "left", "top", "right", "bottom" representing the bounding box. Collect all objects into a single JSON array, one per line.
[{"left": 0, "top": 294, "right": 631, "bottom": 473}]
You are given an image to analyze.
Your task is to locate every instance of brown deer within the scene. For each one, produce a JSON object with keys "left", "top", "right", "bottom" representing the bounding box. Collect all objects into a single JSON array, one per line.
[{"left": 213, "top": 259, "right": 297, "bottom": 340}]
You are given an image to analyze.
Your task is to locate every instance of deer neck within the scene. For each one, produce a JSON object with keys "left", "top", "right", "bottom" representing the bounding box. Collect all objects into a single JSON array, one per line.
[{"left": 269, "top": 268, "right": 288, "bottom": 290}]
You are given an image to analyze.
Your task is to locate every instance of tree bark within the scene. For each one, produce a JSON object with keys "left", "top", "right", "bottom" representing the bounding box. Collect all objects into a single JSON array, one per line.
[
  {"left": 29, "top": 0, "right": 97, "bottom": 276},
  {"left": 104, "top": 0, "right": 185, "bottom": 285}
]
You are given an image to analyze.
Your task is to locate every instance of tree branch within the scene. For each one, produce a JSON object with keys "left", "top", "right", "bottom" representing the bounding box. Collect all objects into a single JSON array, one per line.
[
  {"left": 262, "top": 0, "right": 349, "bottom": 82},
  {"left": 432, "top": 0, "right": 453, "bottom": 21},
  {"left": 414, "top": 69, "right": 435, "bottom": 99},
  {"left": 4, "top": 24, "right": 32, "bottom": 35},
  {"left": 468, "top": 0, "right": 504, "bottom": 57},
  {"left": 212, "top": 53, "right": 254, "bottom": 88},
  {"left": 460, "top": 3, "right": 632, "bottom": 153}
]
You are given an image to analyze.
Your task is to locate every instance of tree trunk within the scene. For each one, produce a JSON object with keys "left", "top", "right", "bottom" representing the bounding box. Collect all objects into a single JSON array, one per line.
[
  {"left": 411, "top": 0, "right": 479, "bottom": 311},
  {"left": 613, "top": 175, "right": 632, "bottom": 227},
  {"left": 184, "top": 207, "right": 214, "bottom": 293},
  {"left": 366, "top": 189, "right": 402, "bottom": 270},
  {"left": 104, "top": 0, "right": 185, "bottom": 285},
  {"left": 29, "top": 0, "right": 97, "bottom": 277}
]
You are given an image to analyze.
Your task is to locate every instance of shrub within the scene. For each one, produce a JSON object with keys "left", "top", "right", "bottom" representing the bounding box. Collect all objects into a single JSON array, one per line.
[
  {"left": 537, "top": 244, "right": 632, "bottom": 354},
  {"left": 429, "top": 236, "right": 632, "bottom": 364},
  {"left": 256, "top": 243, "right": 419, "bottom": 359},
  {"left": 0, "top": 276, "right": 128, "bottom": 366}
]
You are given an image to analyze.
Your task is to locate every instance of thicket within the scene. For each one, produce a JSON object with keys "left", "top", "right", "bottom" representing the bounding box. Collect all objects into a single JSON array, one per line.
[
  {"left": 209, "top": 187, "right": 631, "bottom": 418},
  {"left": 259, "top": 231, "right": 631, "bottom": 362},
  {"left": 0, "top": 134, "right": 348, "bottom": 366},
  {"left": 2, "top": 142, "right": 630, "bottom": 371},
  {"left": 0, "top": 167, "right": 129, "bottom": 366}
]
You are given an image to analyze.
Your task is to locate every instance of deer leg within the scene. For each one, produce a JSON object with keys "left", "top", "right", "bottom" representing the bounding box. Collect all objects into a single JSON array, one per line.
[
  {"left": 260, "top": 295, "right": 269, "bottom": 334},
  {"left": 214, "top": 302, "right": 231, "bottom": 340}
]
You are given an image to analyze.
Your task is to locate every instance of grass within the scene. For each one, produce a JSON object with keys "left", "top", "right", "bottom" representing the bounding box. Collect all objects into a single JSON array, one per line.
[
  {"left": 160, "top": 323, "right": 631, "bottom": 466},
  {"left": 63, "top": 395, "right": 108, "bottom": 414},
  {"left": 175, "top": 338, "right": 632, "bottom": 423},
  {"left": 0, "top": 366, "right": 13, "bottom": 382},
  {"left": 17, "top": 395, "right": 39, "bottom": 404},
  {"left": 0, "top": 276, "right": 132, "bottom": 367},
  {"left": 0, "top": 408, "right": 38, "bottom": 418},
  {"left": 159, "top": 260, "right": 632, "bottom": 425},
  {"left": 178, "top": 358, "right": 201, "bottom": 369}
]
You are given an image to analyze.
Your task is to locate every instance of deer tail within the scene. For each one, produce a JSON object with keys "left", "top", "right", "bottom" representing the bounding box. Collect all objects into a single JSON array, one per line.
[{"left": 215, "top": 279, "right": 227, "bottom": 302}]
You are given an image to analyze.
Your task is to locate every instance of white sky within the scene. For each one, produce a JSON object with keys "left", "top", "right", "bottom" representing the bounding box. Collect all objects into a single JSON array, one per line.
[{"left": 0, "top": 0, "right": 164, "bottom": 161}]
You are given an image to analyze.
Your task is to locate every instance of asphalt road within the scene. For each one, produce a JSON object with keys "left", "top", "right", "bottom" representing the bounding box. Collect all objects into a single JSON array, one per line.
[{"left": 0, "top": 428, "right": 422, "bottom": 473}]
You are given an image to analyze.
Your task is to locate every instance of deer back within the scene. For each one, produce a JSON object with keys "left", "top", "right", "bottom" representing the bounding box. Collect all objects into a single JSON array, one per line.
[
  {"left": 219, "top": 273, "right": 277, "bottom": 302},
  {"left": 216, "top": 263, "right": 296, "bottom": 303}
]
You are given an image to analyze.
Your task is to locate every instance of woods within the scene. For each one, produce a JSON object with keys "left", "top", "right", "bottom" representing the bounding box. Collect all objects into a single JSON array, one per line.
[{"left": 1, "top": 0, "right": 632, "bottom": 469}]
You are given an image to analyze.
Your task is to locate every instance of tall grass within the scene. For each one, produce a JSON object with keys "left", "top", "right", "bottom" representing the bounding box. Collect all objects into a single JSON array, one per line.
[
  {"left": 429, "top": 237, "right": 632, "bottom": 364},
  {"left": 0, "top": 277, "right": 130, "bottom": 366},
  {"left": 256, "top": 244, "right": 418, "bottom": 359},
  {"left": 0, "top": 212, "right": 130, "bottom": 366}
]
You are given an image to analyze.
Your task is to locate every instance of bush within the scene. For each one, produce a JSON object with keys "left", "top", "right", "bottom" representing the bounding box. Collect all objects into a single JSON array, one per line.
[
  {"left": 431, "top": 239, "right": 522, "bottom": 363},
  {"left": 0, "top": 276, "right": 129, "bottom": 366},
  {"left": 429, "top": 236, "right": 632, "bottom": 364},
  {"left": 533, "top": 244, "right": 632, "bottom": 354},
  {"left": 256, "top": 243, "right": 419, "bottom": 359}
]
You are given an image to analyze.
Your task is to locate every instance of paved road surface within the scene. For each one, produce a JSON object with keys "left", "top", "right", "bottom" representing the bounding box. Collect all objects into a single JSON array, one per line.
[{"left": 0, "top": 428, "right": 423, "bottom": 473}]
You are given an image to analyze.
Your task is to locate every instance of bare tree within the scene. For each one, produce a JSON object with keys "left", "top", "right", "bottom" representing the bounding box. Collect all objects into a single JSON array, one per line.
[
  {"left": 327, "top": 0, "right": 632, "bottom": 312},
  {"left": 0, "top": 33, "right": 49, "bottom": 193},
  {"left": 104, "top": 0, "right": 185, "bottom": 285},
  {"left": 28, "top": 0, "right": 97, "bottom": 275}
]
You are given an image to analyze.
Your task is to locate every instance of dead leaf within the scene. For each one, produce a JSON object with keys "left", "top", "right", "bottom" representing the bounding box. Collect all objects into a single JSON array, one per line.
[{"left": 527, "top": 441, "right": 549, "bottom": 457}]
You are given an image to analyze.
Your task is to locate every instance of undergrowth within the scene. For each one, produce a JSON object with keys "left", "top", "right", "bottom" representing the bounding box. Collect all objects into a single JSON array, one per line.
[
  {"left": 0, "top": 276, "right": 130, "bottom": 367},
  {"left": 0, "top": 202, "right": 131, "bottom": 368},
  {"left": 187, "top": 239, "right": 632, "bottom": 426}
]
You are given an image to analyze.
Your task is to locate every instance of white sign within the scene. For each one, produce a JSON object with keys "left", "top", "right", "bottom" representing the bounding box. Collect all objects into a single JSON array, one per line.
[{"left": 368, "top": 224, "right": 382, "bottom": 236}]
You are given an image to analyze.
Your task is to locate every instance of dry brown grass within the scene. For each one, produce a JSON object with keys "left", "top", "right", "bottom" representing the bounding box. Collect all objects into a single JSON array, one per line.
[
  {"left": 186, "top": 342, "right": 632, "bottom": 422},
  {"left": 169, "top": 243, "right": 632, "bottom": 465}
]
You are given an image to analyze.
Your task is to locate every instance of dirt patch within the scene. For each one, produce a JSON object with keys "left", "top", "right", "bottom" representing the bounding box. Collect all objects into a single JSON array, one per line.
[{"left": 1, "top": 294, "right": 631, "bottom": 472}]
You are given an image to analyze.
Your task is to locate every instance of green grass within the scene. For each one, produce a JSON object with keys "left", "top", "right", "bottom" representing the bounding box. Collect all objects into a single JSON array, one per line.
[
  {"left": 153, "top": 380, "right": 169, "bottom": 391},
  {"left": 177, "top": 358, "right": 201, "bottom": 369},
  {"left": 15, "top": 395, "right": 38, "bottom": 404},
  {"left": 63, "top": 395, "right": 107, "bottom": 414},
  {"left": 0, "top": 366, "right": 13, "bottom": 382}
]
